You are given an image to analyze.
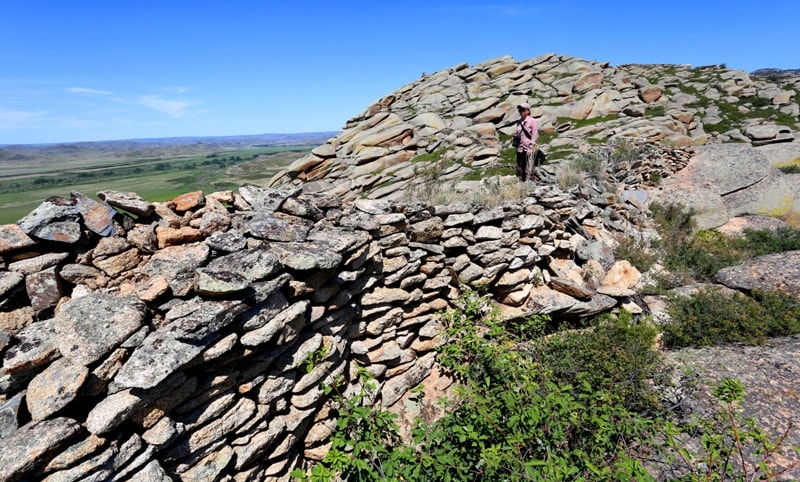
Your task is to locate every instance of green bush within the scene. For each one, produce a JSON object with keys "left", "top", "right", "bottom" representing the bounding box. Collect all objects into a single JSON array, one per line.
[
  {"left": 294, "top": 291, "right": 797, "bottom": 481},
  {"left": 663, "top": 288, "right": 800, "bottom": 348},
  {"left": 650, "top": 203, "right": 800, "bottom": 283},
  {"left": 534, "top": 310, "right": 668, "bottom": 415}
]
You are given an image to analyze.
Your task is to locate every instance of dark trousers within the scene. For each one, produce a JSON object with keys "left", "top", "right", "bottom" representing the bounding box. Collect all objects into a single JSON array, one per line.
[{"left": 516, "top": 150, "right": 536, "bottom": 182}]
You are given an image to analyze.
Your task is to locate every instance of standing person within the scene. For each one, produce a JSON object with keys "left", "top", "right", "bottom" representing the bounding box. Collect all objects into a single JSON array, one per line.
[{"left": 514, "top": 102, "right": 539, "bottom": 182}]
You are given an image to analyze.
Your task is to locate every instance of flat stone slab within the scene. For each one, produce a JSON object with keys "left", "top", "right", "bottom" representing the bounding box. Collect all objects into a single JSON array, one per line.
[
  {"left": 715, "top": 250, "right": 800, "bottom": 297},
  {"left": 0, "top": 417, "right": 81, "bottom": 481},
  {"left": 55, "top": 293, "right": 147, "bottom": 366}
]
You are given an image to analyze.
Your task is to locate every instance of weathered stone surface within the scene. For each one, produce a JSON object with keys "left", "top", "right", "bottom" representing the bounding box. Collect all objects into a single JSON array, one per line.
[
  {"left": 44, "top": 434, "right": 107, "bottom": 472},
  {"left": 194, "top": 269, "right": 250, "bottom": 295},
  {"left": 92, "top": 248, "right": 141, "bottom": 277},
  {"left": 549, "top": 276, "right": 593, "bottom": 300},
  {"left": 97, "top": 190, "right": 153, "bottom": 217},
  {"left": 239, "top": 184, "right": 301, "bottom": 211},
  {"left": 180, "top": 444, "right": 234, "bottom": 481},
  {"left": 205, "top": 228, "right": 247, "bottom": 252},
  {"left": 408, "top": 217, "right": 443, "bottom": 242},
  {"left": 72, "top": 191, "right": 116, "bottom": 236},
  {"left": 715, "top": 250, "right": 800, "bottom": 297},
  {"left": 381, "top": 352, "right": 436, "bottom": 407},
  {"left": 8, "top": 252, "right": 68, "bottom": 275},
  {"left": 240, "top": 300, "right": 308, "bottom": 347},
  {"left": 2, "top": 318, "right": 58, "bottom": 375},
  {"left": 601, "top": 260, "right": 640, "bottom": 289},
  {"left": 140, "top": 242, "right": 210, "bottom": 296},
  {"left": 127, "top": 460, "right": 173, "bottom": 482},
  {"left": 114, "top": 299, "right": 240, "bottom": 389},
  {"left": 26, "top": 357, "right": 89, "bottom": 420},
  {"left": 171, "top": 190, "right": 205, "bottom": 212},
  {"left": 0, "top": 224, "right": 37, "bottom": 254},
  {"left": 269, "top": 241, "right": 342, "bottom": 271},
  {"left": 0, "top": 271, "right": 24, "bottom": 300},
  {"left": 126, "top": 224, "right": 158, "bottom": 253},
  {"left": 205, "top": 247, "right": 280, "bottom": 282},
  {"left": 362, "top": 287, "right": 411, "bottom": 305},
  {"left": 16, "top": 196, "right": 82, "bottom": 243},
  {"left": 156, "top": 225, "right": 204, "bottom": 248},
  {"left": 246, "top": 213, "right": 313, "bottom": 242},
  {"left": 564, "top": 293, "right": 618, "bottom": 317},
  {"left": 169, "top": 397, "right": 256, "bottom": 460},
  {"left": 55, "top": 293, "right": 146, "bottom": 366},
  {"left": 0, "top": 393, "right": 23, "bottom": 438},
  {"left": 0, "top": 417, "right": 81, "bottom": 481},
  {"left": 307, "top": 227, "right": 371, "bottom": 254},
  {"left": 59, "top": 263, "right": 108, "bottom": 289}
]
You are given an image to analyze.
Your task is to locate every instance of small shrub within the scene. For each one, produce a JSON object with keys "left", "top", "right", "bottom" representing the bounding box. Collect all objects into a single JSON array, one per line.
[
  {"left": 572, "top": 151, "right": 605, "bottom": 177},
  {"left": 534, "top": 310, "right": 668, "bottom": 415},
  {"left": 554, "top": 162, "right": 584, "bottom": 190},
  {"left": 656, "top": 378, "right": 798, "bottom": 481},
  {"left": 614, "top": 235, "right": 657, "bottom": 273},
  {"left": 663, "top": 288, "right": 800, "bottom": 348},
  {"left": 750, "top": 96, "right": 772, "bottom": 108},
  {"left": 739, "top": 226, "right": 800, "bottom": 255}
]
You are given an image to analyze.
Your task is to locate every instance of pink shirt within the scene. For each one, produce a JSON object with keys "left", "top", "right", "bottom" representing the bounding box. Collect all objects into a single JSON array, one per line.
[{"left": 516, "top": 116, "right": 539, "bottom": 152}]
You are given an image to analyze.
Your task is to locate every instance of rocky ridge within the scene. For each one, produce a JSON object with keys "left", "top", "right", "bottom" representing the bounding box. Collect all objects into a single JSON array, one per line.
[
  {"left": 0, "top": 53, "right": 799, "bottom": 480},
  {"left": 271, "top": 53, "right": 799, "bottom": 202}
]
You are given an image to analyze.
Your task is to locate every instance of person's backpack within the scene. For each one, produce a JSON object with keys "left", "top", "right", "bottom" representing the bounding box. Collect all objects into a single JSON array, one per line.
[{"left": 533, "top": 148, "right": 546, "bottom": 167}]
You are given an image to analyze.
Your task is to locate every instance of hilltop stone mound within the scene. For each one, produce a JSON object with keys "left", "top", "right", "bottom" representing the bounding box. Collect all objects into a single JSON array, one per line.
[
  {"left": 1, "top": 53, "right": 799, "bottom": 480},
  {"left": 270, "top": 54, "right": 799, "bottom": 202}
]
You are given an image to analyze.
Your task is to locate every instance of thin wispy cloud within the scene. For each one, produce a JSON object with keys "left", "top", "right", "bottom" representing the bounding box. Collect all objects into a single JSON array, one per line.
[
  {"left": 66, "top": 87, "right": 113, "bottom": 95},
  {"left": 0, "top": 109, "right": 48, "bottom": 124},
  {"left": 139, "top": 95, "right": 191, "bottom": 118}
]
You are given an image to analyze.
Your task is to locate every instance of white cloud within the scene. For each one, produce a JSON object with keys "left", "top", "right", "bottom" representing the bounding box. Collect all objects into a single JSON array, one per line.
[
  {"left": 0, "top": 109, "right": 48, "bottom": 124},
  {"left": 66, "top": 87, "right": 113, "bottom": 95},
  {"left": 139, "top": 95, "right": 191, "bottom": 118}
]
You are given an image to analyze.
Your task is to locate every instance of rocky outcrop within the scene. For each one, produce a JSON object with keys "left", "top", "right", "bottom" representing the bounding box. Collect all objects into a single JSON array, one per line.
[
  {"left": 650, "top": 143, "right": 800, "bottom": 230},
  {"left": 0, "top": 179, "right": 654, "bottom": 481},
  {"left": 0, "top": 53, "right": 798, "bottom": 481},
  {"left": 715, "top": 251, "right": 800, "bottom": 296},
  {"left": 269, "top": 54, "right": 799, "bottom": 201}
]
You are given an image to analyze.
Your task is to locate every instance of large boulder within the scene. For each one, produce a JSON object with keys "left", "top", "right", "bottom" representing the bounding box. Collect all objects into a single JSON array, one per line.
[{"left": 715, "top": 250, "right": 800, "bottom": 297}]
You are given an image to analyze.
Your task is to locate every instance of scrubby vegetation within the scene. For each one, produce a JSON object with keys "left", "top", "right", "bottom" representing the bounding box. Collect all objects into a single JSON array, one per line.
[
  {"left": 646, "top": 202, "right": 800, "bottom": 285},
  {"left": 664, "top": 288, "right": 800, "bottom": 348},
  {"left": 291, "top": 200, "right": 800, "bottom": 481},
  {"left": 293, "top": 290, "right": 797, "bottom": 481}
]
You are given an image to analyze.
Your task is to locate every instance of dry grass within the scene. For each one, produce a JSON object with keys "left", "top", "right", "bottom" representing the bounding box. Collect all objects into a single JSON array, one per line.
[{"left": 404, "top": 176, "right": 531, "bottom": 207}]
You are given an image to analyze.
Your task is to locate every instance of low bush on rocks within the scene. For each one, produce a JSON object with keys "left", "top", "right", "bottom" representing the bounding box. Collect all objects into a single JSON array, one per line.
[
  {"left": 648, "top": 203, "right": 800, "bottom": 284},
  {"left": 664, "top": 288, "right": 800, "bottom": 348},
  {"left": 293, "top": 292, "right": 796, "bottom": 481}
]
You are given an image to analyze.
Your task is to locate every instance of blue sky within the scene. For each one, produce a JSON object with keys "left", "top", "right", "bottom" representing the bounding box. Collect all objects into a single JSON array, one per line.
[{"left": 1, "top": 0, "right": 797, "bottom": 145}]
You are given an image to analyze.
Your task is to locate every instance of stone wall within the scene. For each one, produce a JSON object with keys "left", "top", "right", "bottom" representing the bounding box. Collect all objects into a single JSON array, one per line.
[{"left": 0, "top": 181, "right": 645, "bottom": 481}]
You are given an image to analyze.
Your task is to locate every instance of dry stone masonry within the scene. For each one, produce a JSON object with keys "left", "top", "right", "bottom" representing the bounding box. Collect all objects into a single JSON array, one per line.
[
  {"left": 1, "top": 53, "right": 799, "bottom": 481},
  {"left": 0, "top": 175, "right": 654, "bottom": 480}
]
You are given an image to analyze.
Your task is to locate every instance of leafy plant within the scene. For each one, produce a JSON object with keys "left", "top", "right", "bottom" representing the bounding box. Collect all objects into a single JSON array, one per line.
[
  {"left": 294, "top": 291, "right": 798, "bottom": 481},
  {"left": 657, "top": 378, "right": 798, "bottom": 480},
  {"left": 663, "top": 288, "right": 800, "bottom": 348}
]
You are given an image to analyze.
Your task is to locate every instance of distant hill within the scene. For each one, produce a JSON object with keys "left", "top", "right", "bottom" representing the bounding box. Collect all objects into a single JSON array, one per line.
[
  {"left": 0, "top": 132, "right": 339, "bottom": 165},
  {"left": 751, "top": 68, "right": 800, "bottom": 78}
]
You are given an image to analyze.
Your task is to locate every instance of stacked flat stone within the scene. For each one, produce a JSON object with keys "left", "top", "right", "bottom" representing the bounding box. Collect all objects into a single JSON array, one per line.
[
  {"left": 271, "top": 54, "right": 798, "bottom": 200},
  {"left": 0, "top": 179, "right": 647, "bottom": 481}
]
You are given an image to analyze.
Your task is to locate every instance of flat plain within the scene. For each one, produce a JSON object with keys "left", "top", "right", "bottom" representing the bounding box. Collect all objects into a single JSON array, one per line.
[{"left": 0, "top": 135, "right": 326, "bottom": 224}]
